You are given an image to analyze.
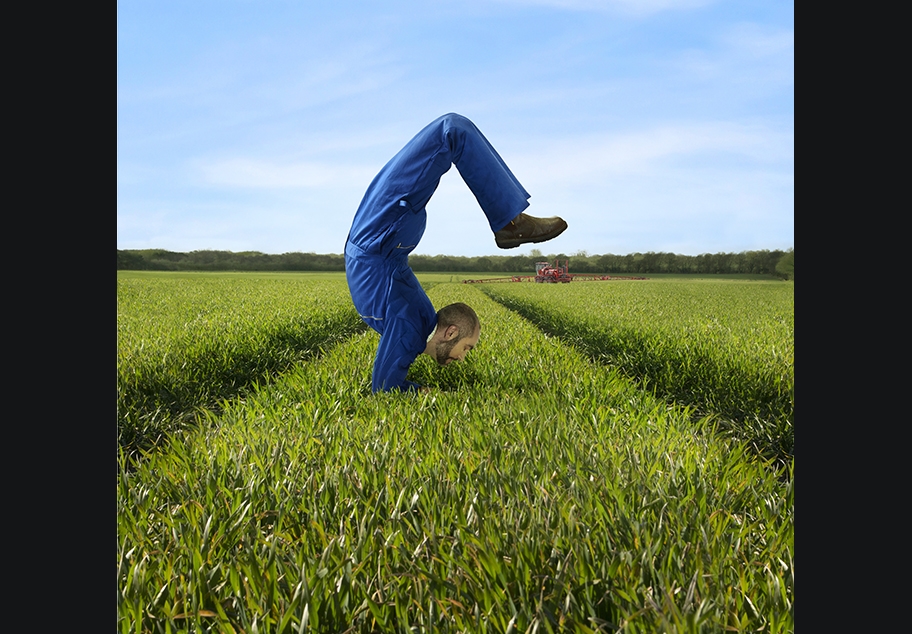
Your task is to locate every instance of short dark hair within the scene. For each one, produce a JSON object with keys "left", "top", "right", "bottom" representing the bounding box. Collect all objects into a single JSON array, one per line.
[{"left": 436, "top": 302, "right": 479, "bottom": 340}]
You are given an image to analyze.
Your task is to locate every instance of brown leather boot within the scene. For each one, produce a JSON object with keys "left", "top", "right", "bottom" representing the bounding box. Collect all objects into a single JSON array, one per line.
[{"left": 494, "top": 213, "right": 568, "bottom": 249}]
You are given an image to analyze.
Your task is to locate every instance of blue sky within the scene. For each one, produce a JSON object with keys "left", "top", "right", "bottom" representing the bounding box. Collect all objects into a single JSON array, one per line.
[{"left": 117, "top": 0, "right": 793, "bottom": 258}]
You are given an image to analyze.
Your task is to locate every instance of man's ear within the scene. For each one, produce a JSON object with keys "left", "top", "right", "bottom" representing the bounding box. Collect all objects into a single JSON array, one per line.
[{"left": 445, "top": 324, "right": 460, "bottom": 340}]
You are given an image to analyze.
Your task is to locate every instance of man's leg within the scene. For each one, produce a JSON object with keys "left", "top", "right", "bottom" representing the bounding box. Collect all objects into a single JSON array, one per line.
[
  {"left": 437, "top": 113, "right": 568, "bottom": 248},
  {"left": 438, "top": 113, "right": 531, "bottom": 233},
  {"left": 349, "top": 113, "right": 566, "bottom": 252}
]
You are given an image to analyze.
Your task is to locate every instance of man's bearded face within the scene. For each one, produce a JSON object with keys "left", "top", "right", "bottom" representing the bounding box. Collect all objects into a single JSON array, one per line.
[{"left": 435, "top": 337, "right": 460, "bottom": 365}]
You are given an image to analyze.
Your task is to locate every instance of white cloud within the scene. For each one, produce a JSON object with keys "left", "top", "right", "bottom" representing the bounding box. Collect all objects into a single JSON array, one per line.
[
  {"left": 117, "top": 197, "right": 358, "bottom": 255},
  {"left": 721, "top": 23, "right": 794, "bottom": 59},
  {"left": 672, "top": 23, "right": 794, "bottom": 86},
  {"left": 194, "top": 158, "right": 376, "bottom": 189},
  {"left": 510, "top": 121, "right": 792, "bottom": 185},
  {"left": 490, "top": 0, "right": 716, "bottom": 15}
]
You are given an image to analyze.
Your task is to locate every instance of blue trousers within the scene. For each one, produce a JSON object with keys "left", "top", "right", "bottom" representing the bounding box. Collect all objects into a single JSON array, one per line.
[
  {"left": 345, "top": 113, "right": 531, "bottom": 257},
  {"left": 344, "top": 113, "right": 530, "bottom": 391}
]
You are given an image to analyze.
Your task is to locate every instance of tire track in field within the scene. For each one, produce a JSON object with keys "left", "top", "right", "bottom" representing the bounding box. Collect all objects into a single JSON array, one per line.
[
  {"left": 119, "top": 316, "right": 368, "bottom": 460},
  {"left": 476, "top": 285, "right": 793, "bottom": 469}
]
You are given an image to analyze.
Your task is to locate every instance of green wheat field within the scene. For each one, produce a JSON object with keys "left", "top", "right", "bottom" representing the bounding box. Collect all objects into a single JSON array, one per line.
[{"left": 117, "top": 271, "right": 794, "bottom": 633}]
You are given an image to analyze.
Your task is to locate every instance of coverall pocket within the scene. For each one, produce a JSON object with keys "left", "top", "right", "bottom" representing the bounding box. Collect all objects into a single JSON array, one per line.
[{"left": 384, "top": 200, "right": 426, "bottom": 253}]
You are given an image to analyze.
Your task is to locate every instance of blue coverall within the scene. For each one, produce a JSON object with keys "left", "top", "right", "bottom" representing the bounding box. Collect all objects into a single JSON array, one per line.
[{"left": 344, "top": 113, "right": 531, "bottom": 392}]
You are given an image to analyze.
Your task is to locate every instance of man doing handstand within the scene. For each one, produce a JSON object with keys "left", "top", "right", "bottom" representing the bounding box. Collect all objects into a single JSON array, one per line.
[{"left": 344, "top": 113, "right": 567, "bottom": 392}]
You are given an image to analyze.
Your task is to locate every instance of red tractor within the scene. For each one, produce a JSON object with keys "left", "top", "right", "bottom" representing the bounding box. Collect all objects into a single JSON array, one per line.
[
  {"left": 461, "top": 259, "right": 646, "bottom": 284},
  {"left": 534, "top": 260, "right": 572, "bottom": 283}
]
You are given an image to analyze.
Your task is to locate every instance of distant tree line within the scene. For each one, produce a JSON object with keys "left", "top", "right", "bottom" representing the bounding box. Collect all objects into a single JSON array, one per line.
[
  {"left": 118, "top": 248, "right": 793, "bottom": 279},
  {"left": 117, "top": 249, "right": 346, "bottom": 272}
]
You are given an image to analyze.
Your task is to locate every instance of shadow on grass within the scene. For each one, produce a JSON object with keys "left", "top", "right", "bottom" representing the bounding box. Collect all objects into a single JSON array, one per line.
[{"left": 118, "top": 320, "right": 368, "bottom": 463}]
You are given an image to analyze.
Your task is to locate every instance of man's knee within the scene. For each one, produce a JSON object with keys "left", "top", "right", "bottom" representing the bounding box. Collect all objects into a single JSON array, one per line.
[
  {"left": 440, "top": 112, "right": 480, "bottom": 135},
  {"left": 440, "top": 113, "right": 479, "bottom": 155}
]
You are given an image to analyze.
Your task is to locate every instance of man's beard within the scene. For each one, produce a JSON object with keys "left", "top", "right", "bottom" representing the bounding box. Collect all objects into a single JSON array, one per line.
[{"left": 435, "top": 337, "right": 460, "bottom": 365}]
